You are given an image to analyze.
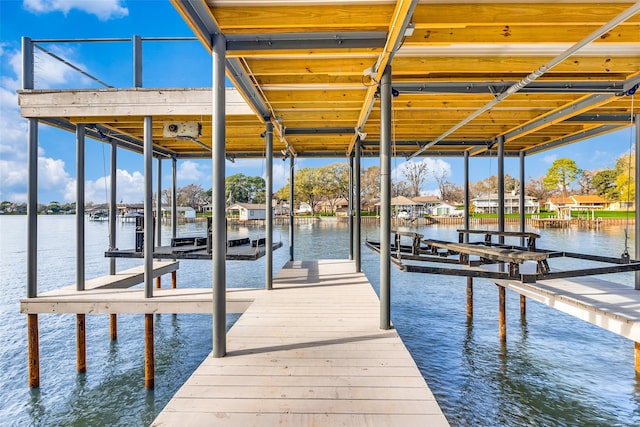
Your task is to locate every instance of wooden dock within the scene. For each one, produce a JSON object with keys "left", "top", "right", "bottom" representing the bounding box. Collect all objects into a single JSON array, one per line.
[
  {"left": 152, "top": 259, "right": 448, "bottom": 426},
  {"left": 497, "top": 275, "right": 640, "bottom": 341}
]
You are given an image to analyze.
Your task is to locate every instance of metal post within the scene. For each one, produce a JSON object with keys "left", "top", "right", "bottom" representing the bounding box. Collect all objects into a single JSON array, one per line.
[
  {"left": 171, "top": 157, "right": 177, "bottom": 240},
  {"left": 156, "top": 157, "right": 162, "bottom": 246},
  {"left": 635, "top": 114, "right": 640, "bottom": 290},
  {"left": 212, "top": 33, "right": 227, "bottom": 357},
  {"left": 76, "top": 125, "right": 85, "bottom": 291},
  {"left": 497, "top": 136, "right": 505, "bottom": 243},
  {"left": 519, "top": 151, "right": 526, "bottom": 237},
  {"left": 349, "top": 154, "right": 354, "bottom": 261},
  {"left": 355, "top": 138, "right": 362, "bottom": 272},
  {"left": 380, "top": 65, "right": 392, "bottom": 330},
  {"left": 289, "top": 155, "right": 295, "bottom": 261},
  {"left": 22, "top": 37, "right": 34, "bottom": 90},
  {"left": 144, "top": 116, "right": 153, "bottom": 298},
  {"left": 463, "top": 150, "right": 470, "bottom": 241},
  {"left": 133, "top": 35, "right": 142, "bottom": 88},
  {"left": 27, "top": 119, "right": 38, "bottom": 298},
  {"left": 265, "top": 122, "right": 273, "bottom": 290},
  {"left": 109, "top": 141, "right": 117, "bottom": 275}
]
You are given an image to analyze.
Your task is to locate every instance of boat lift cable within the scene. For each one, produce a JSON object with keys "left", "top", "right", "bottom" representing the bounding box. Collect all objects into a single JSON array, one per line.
[
  {"left": 407, "top": 1, "right": 640, "bottom": 160},
  {"left": 33, "top": 43, "right": 113, "bottom": 88}
]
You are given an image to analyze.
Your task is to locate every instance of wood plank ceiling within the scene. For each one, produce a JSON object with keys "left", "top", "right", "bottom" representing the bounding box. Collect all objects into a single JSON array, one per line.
[{"left": 161, "top": 1, "right": 640, "bottom": 158}]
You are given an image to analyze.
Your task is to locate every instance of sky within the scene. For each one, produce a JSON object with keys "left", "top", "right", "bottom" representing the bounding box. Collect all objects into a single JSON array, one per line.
[{"left": 0, "top": 0, "right": 636, "bottom": 204}]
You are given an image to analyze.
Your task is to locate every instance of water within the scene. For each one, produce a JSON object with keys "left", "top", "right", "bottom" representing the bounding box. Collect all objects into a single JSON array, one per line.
[{"left": 1, "top": 216, "right": 640, "bottom": 426}]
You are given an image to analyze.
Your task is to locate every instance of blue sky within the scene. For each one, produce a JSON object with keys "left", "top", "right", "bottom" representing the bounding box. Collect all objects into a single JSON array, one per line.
[{"left": 0, "top": 0, "right": 635, "bottom": 204}]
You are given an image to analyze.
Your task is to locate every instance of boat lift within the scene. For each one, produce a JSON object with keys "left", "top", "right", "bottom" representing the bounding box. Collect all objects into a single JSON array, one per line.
[{"left": 367, "top": 229, "right": 640, "bottom": 284}]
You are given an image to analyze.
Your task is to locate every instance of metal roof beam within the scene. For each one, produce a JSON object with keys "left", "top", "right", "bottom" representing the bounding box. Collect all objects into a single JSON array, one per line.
[
  {"left": 226, "top": 32, "right": 386, "bottom": 51},
  {"left": 566, "top": 114, "right": 634, "bottom": 123},
  {"left": 504, "top": 93, "right": 614, "bottom": 141},
  {"left": 393, "top": 81, "right": 627, "bottom": 95},
  {"left": 525, "top": 125, "right": 622, "bottom": 156},
  {"left": 173, "top": 0, "right": 217, "bottom": 50}
]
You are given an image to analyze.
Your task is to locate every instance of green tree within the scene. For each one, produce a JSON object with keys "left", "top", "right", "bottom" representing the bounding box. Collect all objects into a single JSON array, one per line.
[
  {"left": 225, "top": 173, "right": 265, "bottom": 204},
  {"left": 294, "top": 167, "right": 323, "bottom": 214},
  {"left": 543, "top": 158, "right": 580, "bottom": 197},
  {"left": 592, "top": 169, "right": 618, "bottom": 200},
  {"left": 614, "top": 153, "right": 635, "bottom": 203}
]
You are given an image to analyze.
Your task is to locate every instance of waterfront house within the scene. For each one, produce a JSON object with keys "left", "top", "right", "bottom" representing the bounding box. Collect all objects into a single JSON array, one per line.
[
  {"left": 226, "top": 203, "right": 266, "bottom": 220},
  {"left": 472, "top": 193, "right": 539, "bottom": 214}
]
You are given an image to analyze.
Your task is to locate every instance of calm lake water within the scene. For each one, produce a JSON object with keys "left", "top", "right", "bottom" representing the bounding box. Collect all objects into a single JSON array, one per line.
[{"left": 1, "top": 215, "right": 640, "bottom": 426}]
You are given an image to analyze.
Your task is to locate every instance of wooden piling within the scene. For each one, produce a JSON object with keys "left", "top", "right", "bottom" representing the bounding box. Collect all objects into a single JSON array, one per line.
[
  {"left": 156, "top": 276, "right": 161, "bottom": 288},
  {"left": 466, "top": 277, "right": 473, "bottom": 318},
  {"left": 145, "top": 313, "right": 154, "bottom": 389},
  {"left": 520, "top": 295, "right": 526, "bottom": 319},
  {"left": 76, "top": 314, "right": 86, "bottom": 373},
  {"left": 171, "top": 271, "right": 177, "bottom": 289},
  {"left": 27, "top": 314, "right": 39, "bottom": 388},
  {"left": 110, "top": 314, "right": 117, "bottom": 340},
  {"left": 498, "top": 285, "right": 506, "bottom": 342},
  {"left": 635, "top": 342, "right": 640, "bottom": 375}
]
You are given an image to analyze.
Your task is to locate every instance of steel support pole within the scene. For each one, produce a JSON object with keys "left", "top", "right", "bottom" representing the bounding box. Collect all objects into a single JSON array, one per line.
[
  {"left": 635, "top": 114, "right": 640, "bottom": 290},
  {"left": 22, "top": 37, "right": 34, "bottom": 90},
  {"left": 156, "top": 157, "right": 162, "bottom": 247},
  {"left": 380, "top": 65, "right": 392, "bottom": 330},
  {"left": 355, "top": 138, "right": 362, "bottom": 272},
  {"left": 171, "top": 157, "right": 177, "bottom": 240},
  {"left": 212, "top": 33, "right": 227, "bottom": 357},
  {"left": 497, "top": 136, "right": 505, "bottom": 244},
  {"left": 144, "top": 116, "right": 153, "bottom": 298},
  {"left": 109, "top": 141, "right": 117, "bottom": 275},
  {"left": 519, "top": 151, "right": 526, "bottom": 245},
  {"left": 463, "top": 150, "right": 470, "bottom": 241},
  {"left": 27, "top": 119, "right": 38, "bottom": 298},
  {"left": 265, "top": 122, "right": 274, "bottom": 290},
  {"left": 133, "top": 35, "right": 142, "bottom": 88},
  {"left": 349, "top": 155, "right": 354, "bottom": 261},
  {"left": 76, "top": 125, "right": 85, "bottom": 291},
  {"left": 109, "top": 141, "right": 117, "bottom": 340},
  {"left": 289, "top": 155, "right": 295, "bottom": 261}
]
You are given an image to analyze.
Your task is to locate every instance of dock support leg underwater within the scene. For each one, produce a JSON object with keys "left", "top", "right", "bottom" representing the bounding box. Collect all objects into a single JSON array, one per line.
[
  {"left": 77, "top": 314, "right": 86, "bottom": 373},
  {"left": 520, "top": 295, "right": 526, "bottom": 320},
  {"left": 110, "top": 314, "right": 117, "bottom": 341},
  {"left": 27, "top": 314, "right": 39, "bottom": 388},
  {"left": 145, "top": 314, "right": 154, "bottom": 389},
  {"left": 466, "top": 277, "right": 473, "bottom": 318},
  {"left": 498, "top": 285, "right": 506, "bottom": 342}
]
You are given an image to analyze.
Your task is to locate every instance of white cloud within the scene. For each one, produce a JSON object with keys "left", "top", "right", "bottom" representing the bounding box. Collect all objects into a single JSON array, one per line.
[
  {"left": 23, "top": 0, "right": 128, "bottom": 20},
  {"left": 543, "top": 154, "right": 557, "bottom": 164},
  {"left": 64, "top": 169, "right": 146, "bottom": 204},
  {"left": 178, "top": 160, "right": 206, "bottom": 182}
]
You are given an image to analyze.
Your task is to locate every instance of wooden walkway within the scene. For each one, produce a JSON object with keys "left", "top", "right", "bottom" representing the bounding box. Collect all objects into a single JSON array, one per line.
[{"left": 152, "top": 259, "right": 448, "bottom": 426}]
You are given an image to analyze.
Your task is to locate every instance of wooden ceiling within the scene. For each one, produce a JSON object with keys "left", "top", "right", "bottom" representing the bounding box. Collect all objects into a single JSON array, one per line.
[{"left": 167, "top": 0, "right": 639, "bottom": 159}]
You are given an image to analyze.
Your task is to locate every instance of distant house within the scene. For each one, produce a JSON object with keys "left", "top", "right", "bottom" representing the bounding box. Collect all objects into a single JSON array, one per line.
[
  {"left": 226, "top": 203, "right": 266, "bottom": 220},
  {"left": 472, "top": 193, "right": 539, "bottom": 214},
  {"left": 317, "top": 197, "right": 349, "bottom": 214},
  {"left": 176, "top": 206, "right": 196, "bottom": 219},
  {"left": 375, "top": 195, "right": 422, "bottom": 217},
  {"left": 544, "top": 195, "right": 611, "bottom": 212},
  {"left": 430, "top": 201, "right": 461, "bottom": 216}
]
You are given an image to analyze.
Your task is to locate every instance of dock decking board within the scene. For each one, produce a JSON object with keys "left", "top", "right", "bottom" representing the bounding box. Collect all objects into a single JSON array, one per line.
[
  {"left": 152, "top": 259, "right": 449, "bottom": 427},
  {"left": 497, "top": 275, "right": 640, "bottom": 341}
]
